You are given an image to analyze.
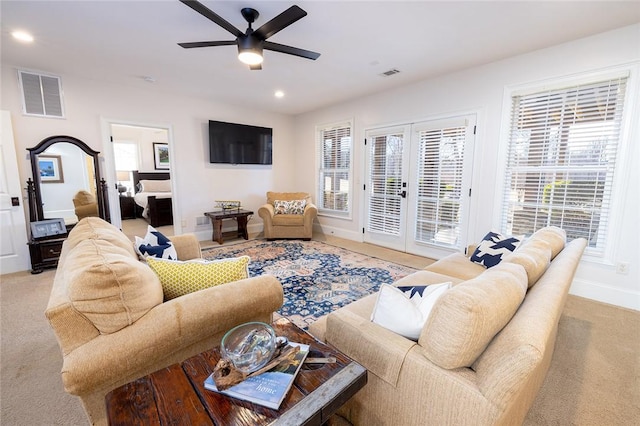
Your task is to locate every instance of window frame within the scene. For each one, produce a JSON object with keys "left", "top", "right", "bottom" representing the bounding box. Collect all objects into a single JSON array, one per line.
[
  {"left": 496, "top": 66, "right": 637, "bottom": 263},
  {"left": 315, "top": 120, "right": 354, "bottom": 219}
]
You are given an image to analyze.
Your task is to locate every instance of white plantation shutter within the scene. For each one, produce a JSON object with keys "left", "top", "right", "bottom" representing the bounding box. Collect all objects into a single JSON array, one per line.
[
  {"left": 501, "top": 75, "right": 628, "bottom": 254},
  {"left": 316, "top": 121, "right": 352, "bottom": 215},
  {"left": 414, "top": 120, "right": 468, "bottom": 248},
  {"left": 367, "top": 132, "right": 405, "bottom": 235}
]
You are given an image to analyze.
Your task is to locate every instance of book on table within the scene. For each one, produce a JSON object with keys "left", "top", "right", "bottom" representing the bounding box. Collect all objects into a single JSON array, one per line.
[{"left": 204, "top": 343, "right": 310, "bottom": 410}]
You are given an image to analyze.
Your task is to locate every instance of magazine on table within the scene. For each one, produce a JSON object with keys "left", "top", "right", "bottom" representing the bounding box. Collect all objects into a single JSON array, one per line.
[{"left": 204, "top": 342, "right": 310, "bottom": 410}]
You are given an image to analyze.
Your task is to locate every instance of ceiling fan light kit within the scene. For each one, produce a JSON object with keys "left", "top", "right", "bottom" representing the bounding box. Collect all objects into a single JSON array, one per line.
[{"left": 178, "top": 0, "right": 320, "bottom": 70}]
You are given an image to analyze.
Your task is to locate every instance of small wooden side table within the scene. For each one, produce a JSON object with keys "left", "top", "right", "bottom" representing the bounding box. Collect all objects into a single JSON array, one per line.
[{"left": 204, "top": 209, "right": 253, "bottom": 244}]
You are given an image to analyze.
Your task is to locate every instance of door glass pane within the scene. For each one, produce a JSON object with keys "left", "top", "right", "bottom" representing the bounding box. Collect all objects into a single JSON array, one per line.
[{"left": 367, "top": 133, "right": 404, "bottom": 235}]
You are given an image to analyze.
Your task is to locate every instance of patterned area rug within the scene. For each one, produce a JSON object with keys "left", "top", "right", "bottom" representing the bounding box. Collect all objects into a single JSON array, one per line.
[{"left": 202, "top": 240, "right": 418, "bottom": 329}]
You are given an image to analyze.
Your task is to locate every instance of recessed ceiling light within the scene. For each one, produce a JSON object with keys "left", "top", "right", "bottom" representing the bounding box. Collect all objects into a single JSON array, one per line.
[
  {"left": 12, "top": 31, "right": 34, "bottom": 43},
  {"left": 274, "top": 90, "right": 284, "bottom": 98}
]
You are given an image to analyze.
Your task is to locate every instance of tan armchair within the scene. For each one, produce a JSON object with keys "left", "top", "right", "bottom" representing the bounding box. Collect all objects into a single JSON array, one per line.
[
  {"left": 73, "top": 190, "right": 99, "bottom": 220},
  {"left": 258, "top": 191, "right": 317, "bottom": 240}
]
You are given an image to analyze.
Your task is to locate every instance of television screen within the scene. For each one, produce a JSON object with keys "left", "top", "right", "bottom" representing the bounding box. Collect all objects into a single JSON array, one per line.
[{"left": 209, "top": 120, "right": 273, "bottom": 165}]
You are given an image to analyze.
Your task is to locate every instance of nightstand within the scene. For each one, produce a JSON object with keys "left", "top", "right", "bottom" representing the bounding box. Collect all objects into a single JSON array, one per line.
[{"left": 119, "top": 196, "right": 136, "bottom": 220}]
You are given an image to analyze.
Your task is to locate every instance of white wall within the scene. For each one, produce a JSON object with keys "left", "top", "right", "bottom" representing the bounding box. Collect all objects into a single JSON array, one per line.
[
  {"left": 1, "top": 66, "right": 296, "bottom": 239},
  {"left": 293, "top": 24, "right": 640, "bottom": 310}
]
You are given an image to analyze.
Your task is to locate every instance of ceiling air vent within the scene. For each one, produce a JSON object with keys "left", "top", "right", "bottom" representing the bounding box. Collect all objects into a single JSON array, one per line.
[
  {"left": 17, "top": 70, "right": 65, "bottom": 118},
  {"left": 380, "top": 68, "right": 400, "bottom": 77}
]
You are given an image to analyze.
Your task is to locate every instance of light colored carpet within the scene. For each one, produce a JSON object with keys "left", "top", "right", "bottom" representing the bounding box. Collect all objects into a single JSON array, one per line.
[{"left": 1, "top": 235, "right": 638, "bottom": 425}]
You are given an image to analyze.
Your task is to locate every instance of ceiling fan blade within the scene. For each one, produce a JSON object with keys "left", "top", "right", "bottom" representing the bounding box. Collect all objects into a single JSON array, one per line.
[
  {"left": 264, "top": 41, "right": 320, "bottom": 60},
  {"left": 179, "top": 0, "right": 243, "bottom": 38},
  {"left": 254, "top": 5, "right": 307, "bottom": 40},
  {"left": 178, "top": 40, "right": 236, "bottom": 49},
  {"left": 249, "top": 64, "right": 262, "bottom": 71}
]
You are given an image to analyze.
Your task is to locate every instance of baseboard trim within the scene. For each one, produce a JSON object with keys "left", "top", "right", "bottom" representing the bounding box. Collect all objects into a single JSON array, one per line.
[
  {"left": 570, "top": 278, "right": 640, "bottom": 311},
  {"left": 313, "top": 223, "right": 363, "bottom": 242}
]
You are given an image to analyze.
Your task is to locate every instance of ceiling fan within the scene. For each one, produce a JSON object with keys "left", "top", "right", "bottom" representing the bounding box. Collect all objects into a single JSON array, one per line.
[{"left": 178, "top": 0, "right": 320, "bottom": 70}]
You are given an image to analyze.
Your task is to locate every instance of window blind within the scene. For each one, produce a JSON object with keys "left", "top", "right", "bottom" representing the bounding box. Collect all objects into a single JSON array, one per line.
[
  {"left": 501, "top": 76, "right": 628, "bottom": 254},
  {"left": 316, "top": 122, "right": 352, "bottom": 214},
  {"left": 415, "top": 124, "right": 467, "bottom": 248},
  {"left": 367, "top": 133, "right": 404, "bottom": 235}
]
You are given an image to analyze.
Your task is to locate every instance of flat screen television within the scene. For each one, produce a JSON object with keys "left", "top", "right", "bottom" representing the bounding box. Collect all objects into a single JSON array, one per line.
[{"left": 209, "top": 120, "right": 273, "bottom": 165}]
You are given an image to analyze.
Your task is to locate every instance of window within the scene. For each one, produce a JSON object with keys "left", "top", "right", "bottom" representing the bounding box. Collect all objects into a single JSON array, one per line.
[
  {"left": 316, "top": 121, "right": 352, "bottom": 216},
  {"left": 113, "top": 142, "right": 140, "bottom": 194},
  {"left": 501, "top": 74, "right": 629, "bottom": 256}
]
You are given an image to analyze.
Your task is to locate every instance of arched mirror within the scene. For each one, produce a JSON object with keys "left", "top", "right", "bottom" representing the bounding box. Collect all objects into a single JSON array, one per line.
[{"left": 27, "top": 135, "right": 110, "bottom": 226}]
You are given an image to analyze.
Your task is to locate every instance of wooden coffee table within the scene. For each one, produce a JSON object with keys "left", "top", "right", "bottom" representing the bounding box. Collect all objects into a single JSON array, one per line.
[
  {"left": 105, "top": 317, "right": 367, "bottom": 425},
  {"left": 204, "top": 209, "right": 253, "bottom": 245}
]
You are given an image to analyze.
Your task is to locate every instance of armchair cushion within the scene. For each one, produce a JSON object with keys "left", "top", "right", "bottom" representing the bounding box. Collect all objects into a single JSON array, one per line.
[{"left": 146, "top": 256, "right": 250, "bottom": 300}]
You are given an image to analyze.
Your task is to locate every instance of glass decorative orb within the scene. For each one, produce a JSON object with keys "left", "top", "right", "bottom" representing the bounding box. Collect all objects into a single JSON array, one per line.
[{"left": 221, "top": 322, "right": 277, "bottom": 374}]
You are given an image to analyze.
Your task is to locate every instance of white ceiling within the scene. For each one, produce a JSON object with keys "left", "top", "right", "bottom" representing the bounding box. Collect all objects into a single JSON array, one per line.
[{"left": 2, "top": 1, "right": 639, "bottom": 115}]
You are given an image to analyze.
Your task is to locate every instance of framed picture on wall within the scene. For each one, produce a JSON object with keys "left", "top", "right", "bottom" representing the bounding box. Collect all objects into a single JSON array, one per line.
[
  {"left": 153, "top": 143, "right": 170, "bottom": 170},
  {"left": 38, "top": 154, "right": 64, "bottom": 183}
]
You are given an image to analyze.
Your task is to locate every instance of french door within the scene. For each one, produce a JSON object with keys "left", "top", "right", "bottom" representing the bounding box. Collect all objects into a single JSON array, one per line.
[{"left": 364, "top": 115, "right": 476, "bottom": 257}]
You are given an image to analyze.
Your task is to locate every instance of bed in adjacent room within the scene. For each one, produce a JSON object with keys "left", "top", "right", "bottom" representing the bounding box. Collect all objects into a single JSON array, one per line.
[{"left": 132, "top": 170, "right": 173, "bottom": 227}]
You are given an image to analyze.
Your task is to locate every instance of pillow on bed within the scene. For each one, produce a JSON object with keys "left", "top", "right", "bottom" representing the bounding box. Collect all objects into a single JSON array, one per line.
[{"left": 139, "top": 179, "right": 171, "bottom": 192}]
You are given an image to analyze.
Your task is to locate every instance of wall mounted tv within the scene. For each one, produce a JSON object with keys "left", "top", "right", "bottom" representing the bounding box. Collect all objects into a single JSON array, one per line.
[{"left": 209, "top": 120, "right": 273, "bottom": 165}]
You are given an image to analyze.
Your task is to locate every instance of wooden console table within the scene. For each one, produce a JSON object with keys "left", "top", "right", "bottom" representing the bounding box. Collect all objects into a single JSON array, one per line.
[
  {"left": 106, "top": 317, "right": 367, "bottom": 425},
  {"left": 204, "top": 209, "right": 253, "bottom": 244}
]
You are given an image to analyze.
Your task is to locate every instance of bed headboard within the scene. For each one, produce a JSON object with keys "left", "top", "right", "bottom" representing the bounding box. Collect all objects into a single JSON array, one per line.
[{"left": 132, "top": 170, "right": 171, "bottom": 193}]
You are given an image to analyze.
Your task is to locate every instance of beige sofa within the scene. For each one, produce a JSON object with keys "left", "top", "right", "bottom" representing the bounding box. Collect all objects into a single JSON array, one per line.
[
  {"left": 310, "top": 226, "right": 586, "bottom": 425},
  {"left": 258, "top": 191, "right": 317, "bottom": 240},
  {"left": 45, "top": 217, "right": 284, "bottom": 425}
]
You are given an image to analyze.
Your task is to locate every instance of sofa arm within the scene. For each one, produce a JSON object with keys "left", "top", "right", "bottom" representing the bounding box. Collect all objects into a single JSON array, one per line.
[
  {"left": 258, "top": 203, "right": 274, "bottom": 222},
  {"left": 60, "top": 275, "right": 283, "bottom": 395},
  {"left": 326, "top": 309, "right": 416, "bottom": 387},
  {"left": 169, "top": 233, "right": 201, "bottom": 260}
]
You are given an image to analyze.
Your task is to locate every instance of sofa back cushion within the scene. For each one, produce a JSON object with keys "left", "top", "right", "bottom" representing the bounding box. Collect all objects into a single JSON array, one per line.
[
  {"left": 503, "top": 238, "right": 552, "bottom": 288},
  {"left": 66, "top": 239, "right": 163, "bottom": 334},
  {"left": 65, "top": 217, "right": 135, "bottom": 257},
  {"left": 530, "top": 226, "right": 566, "bottom": 259},
  {"left": 419, "top": 262, "right": 528, "bottom": 369}
]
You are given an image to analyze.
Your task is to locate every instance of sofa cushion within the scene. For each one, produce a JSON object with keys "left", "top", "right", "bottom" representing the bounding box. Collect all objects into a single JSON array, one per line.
[
  {"left": 135, "top": 225, "right": 178, "bottom": 260},
  {"left": 425, "top": 253, "right": 486, "bottom": 281},
  {"left": 65, "top": 217, "right": 135, "bottom": 256},
  {"left": 504, "top": 238, "right": 552, "bottom": 288},
  {"left": 66, "top": 239, "right": 163, "bottom": 334},
  {"left": 470, "top": 231, "right": 522, "bottom": 268},
  {"left": 146, "top": 256, "right": 250, "bottom": 300},
  {"left": 419, "top": 262, "right": 528, "bottom": 369},
  {"left": 371, "top": 282, "right": 451, "bottom": 340},
  {"left": 273, "top": 199, "right": 307, "bottom": 215},
  {"left": 530, "top": 226, "right": 566, "bottom": 259}
]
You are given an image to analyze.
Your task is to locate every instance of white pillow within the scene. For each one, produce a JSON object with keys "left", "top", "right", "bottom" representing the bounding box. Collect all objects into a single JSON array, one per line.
[
  {"left": 134, "top": 225, "right": 178, "bottom": 260},
  {"left": 371, "top": 282, "right": 451, "bottom": 340},
  {"left": 139, "top": 179, "right": 171, "bottom": 193}
]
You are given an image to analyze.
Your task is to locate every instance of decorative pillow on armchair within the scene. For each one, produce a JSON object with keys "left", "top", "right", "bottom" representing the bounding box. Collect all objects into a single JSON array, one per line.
[
  {"left": 371, "top": 282, "right": 451, "bottom": 340},
  {"left": 273, "top": 199, "right": 307, "bottom": 215},
  {"left": 470, "top": 231, "right": 522, "bottom": 268},
  {"left": 135, "top": 225, "right": 178, "bottom": 260},
  {"left": 146, "top": 255, "right": 250, "bottom": 300}
]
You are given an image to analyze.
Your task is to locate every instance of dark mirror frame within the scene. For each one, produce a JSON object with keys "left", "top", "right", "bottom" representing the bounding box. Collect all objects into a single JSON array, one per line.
[{"left": 26, "top": 135, "right": 110, "bottom": 224}]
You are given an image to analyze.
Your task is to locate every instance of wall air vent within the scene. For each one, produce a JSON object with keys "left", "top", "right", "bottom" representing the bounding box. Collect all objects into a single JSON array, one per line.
[
  {"left": 380, "top": 68, "right": 400, "bottom": 77},
  {"left": 17, "top": 70, "right": 65, "bottom": 118}
]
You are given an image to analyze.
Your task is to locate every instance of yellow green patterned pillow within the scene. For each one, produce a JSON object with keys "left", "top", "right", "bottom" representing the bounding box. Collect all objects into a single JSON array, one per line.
[{"left": 146, "top": 256, "right": 250, "bottom": 300}]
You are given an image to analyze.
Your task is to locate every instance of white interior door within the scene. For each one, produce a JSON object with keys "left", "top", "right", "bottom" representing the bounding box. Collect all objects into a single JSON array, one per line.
[
  {"left": 364, "top": 125, "right": 411, "bottom": 251},
  {"left": 363, "top": 115, "right": 476, "bottom": 257},
  {"left": 0, "top": 110, "right": 30, "bottom": 273}
]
